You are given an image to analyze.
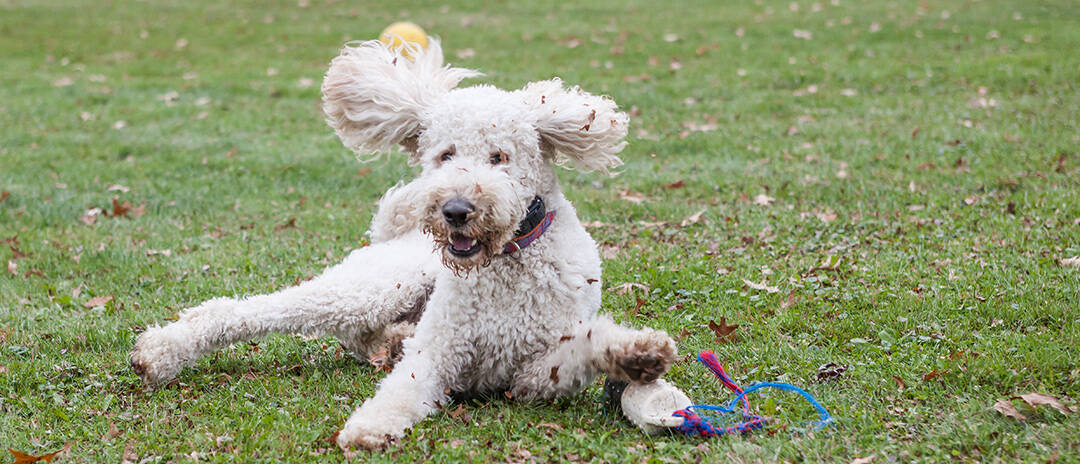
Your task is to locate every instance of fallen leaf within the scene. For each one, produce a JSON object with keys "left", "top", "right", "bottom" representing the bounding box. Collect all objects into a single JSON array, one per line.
[
  {"left": 106, "top": 184, "right": 130, "bottom": 192},
  {"left": 52, "top": 77, "right": 74, "bottom": 87},
  {"left": 145, "top": 249, "right": 172, "bottom": 257},
  {"left": 742, "top": 278, "right": 779, "bottom": 293},
  {"left": 752, "top": 194, "right": 775, "bottom": 206},
  {"left": 618, "top": 189, "right": 647, "bottom": 204},
  {"left": 1060, "top": 257, "right": 1080, "bottom": 267},
  {"left": 84, "top": 295, "right": 113, "bottom": 308},
  {"left": 706, "top": 317, "right": 738, "bottom": 343},
  {"left": 612, "top": 282, "right": 649, "bottom": 295},
  {"left": 6, "top": 260, "right": 15, "bottom": 276},
  {"left": 892, "top": 375, "right": 906, "bottom": 390},
  {"left": 1013, "top": 393, "right": 1073, "bottom": 415},
  {"left": 680, "top": 208, "right": 706, "bottom": 227},
  {"left": 109, "top": 197, "right": 132, "bottom": 217},
  {"left": 632, "top": 296, "right": 646, "bottom": 315},
  {"left": 663, "top": 180, "right": 685, "bottom": 189},
  {"left": 274, "top": 218, "right": 297, "bottom": 232},
  {"left": 79, "top": 207, "right": 102, "bottom": 225},
  {"left": 922, "top": 369, "right": 945, "bottom": 381},
  {"left": 447, "top": 405, "right": 468, "bottom": 422},
  {"left": 1054, "top": 153, "right": 1067, "bottom": 173},
  {"left": 357, "top": 167, "right": 371, "bottom": 177},
  {"left": 992, "top": 399, "right": 1027, "bottom": 422},
  {"left": 368, "top": 347, "right": 392, "bottom": 373},
  {"left": 102, "top": 420, "right": 121, "bottom": 442},
  {"left": 536, "top": 422, "right": 563, "bottom": 431},
  {"left": 817, "top": 363, "right": 847, "bottom": 381},
  {"left": 779, "top": 290, "right": 797, "bottom": 309},
  {"left": 850, "top": 457, "right": 875, "bottom": 464},
  {"left": 0, "top": 191, "right": 9, "bottom": 203},
  {"left": 4, "top": 442, "right": 71, "bottom": 464}
]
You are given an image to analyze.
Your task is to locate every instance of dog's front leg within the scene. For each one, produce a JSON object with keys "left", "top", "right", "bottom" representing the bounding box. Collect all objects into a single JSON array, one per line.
[
  {"left": 336, "top": 330, "right": 466, "bottom": 451},
  {"left": 512, "top": 315, "right": 676, "bottom": 400}
]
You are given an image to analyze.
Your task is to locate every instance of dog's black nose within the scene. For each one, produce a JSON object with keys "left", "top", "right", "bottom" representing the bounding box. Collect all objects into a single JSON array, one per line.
[{"left": 442, "top": 198, "right": 475, "bottom": 227}]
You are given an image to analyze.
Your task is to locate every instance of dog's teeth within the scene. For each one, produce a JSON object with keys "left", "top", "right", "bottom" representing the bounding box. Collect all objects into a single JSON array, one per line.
[{"left": 469, "top": 239, "right": 477, "bottom": 248}]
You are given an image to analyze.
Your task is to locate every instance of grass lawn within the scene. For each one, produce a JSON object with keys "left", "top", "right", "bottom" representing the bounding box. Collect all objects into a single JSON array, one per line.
[{"left": 2, "top": 0, "right": 1078, "bottom": 461}]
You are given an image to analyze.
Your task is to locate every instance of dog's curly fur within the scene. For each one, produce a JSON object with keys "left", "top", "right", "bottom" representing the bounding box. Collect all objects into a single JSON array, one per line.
[{"left": 129, "top": 39, "right": 676, "bottom": 451}]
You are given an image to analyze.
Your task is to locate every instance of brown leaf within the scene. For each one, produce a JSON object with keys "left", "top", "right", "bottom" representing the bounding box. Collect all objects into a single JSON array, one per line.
[
  {"left": 8, "top": 245, "right": 30, "bottom": 260},
  {"left": 816, "top": 362, "right": 847, "bottom": 381},
  {"left": 706, "top": 317, "right": 738, "bottom": 343},
  {"left": 274, "top": 217, "right": 297, "bottom": 232},
  {"left": 632, "top": 296, "right": 646, "bottom": 315},
  {"left": 536, "top": 422, "right": 563, "bottom": 431},
  {"left": 922, "top": 369, "right": 944, "bottom": 381},
  {"left": 1013, "top": 393, "right": 1073, "bottom": 415},
  {"left": 447, "top": 405, "right": 468, "bottom": 422},
  {"left": 1054, "top": 153, "right": 1066, "bottom": 173},
  {"left": 549, "top": 366, "right": 560, "bottom": 383},
  {"left": 5, "top": 442, "right": 71, "bottom": 464},
  {"left": 618, "top": 189, "right": 647, "bottom": 204},
  {"left": 612, "top": 282, "right": 649, "bottom": 295},
  {"left": 102, "top": 420, "right": 121, "bottom": 442},
  {"left": 779, "top": 290, "right": 798, "bottom": 309},
  {"left": 368, "top": 347, "right": 392, "bottom": 373},
  {"left": 79, "top": 208, "right": 102, "bottom": 225},
  {"left": 109, "top": 197, "right": 132, "bottom": 217},
  {"left": 742, "top": 278, "right": 779, "bottom": 293},
  {"left": 0, "top": 191, "right": 9, "bottom": 203},
  {"left": 892, "top": 375, "right": 906, "bottom": 390},
  {"left": 357, "top": 167, "right": 372, "bottom": 177},
  {"left": 752, "top": 194, "right": 775, "bottom": 206},
  {"left": 680, "top": 208, "right": 706, "bottom": 227},
  {"left": 992, "top": 399, "right": 1027, "bottom": 422},
  {"left": 663, "top": 180, "right": 685, "bottom": 189},
  {"left": 84, "top": 295, "right": 113, "bottom": 308}
]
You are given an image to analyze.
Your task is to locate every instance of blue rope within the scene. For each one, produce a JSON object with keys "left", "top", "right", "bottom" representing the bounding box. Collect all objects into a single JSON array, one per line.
[{"left": 673, "top": 350, "right": 833, "bottom": 437}]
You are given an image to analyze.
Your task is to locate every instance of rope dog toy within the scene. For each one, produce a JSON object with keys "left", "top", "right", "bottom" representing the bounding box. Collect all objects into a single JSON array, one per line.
[{"left": 673, "top": 350, "right": 833, "bottom": 437}]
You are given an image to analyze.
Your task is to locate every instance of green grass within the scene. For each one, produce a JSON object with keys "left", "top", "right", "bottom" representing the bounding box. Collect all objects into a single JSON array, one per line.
[{"left": 2, "top": 0, "right": 1078, "bottom": 461}]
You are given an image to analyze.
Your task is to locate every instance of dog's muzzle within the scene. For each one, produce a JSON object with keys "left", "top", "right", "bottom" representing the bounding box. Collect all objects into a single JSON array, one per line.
[{"left": 442, "top": 198, "right": 482, "bottom": 257}]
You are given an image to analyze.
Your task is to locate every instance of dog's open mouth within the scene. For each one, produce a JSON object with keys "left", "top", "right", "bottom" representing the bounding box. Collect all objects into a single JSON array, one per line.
[{"left": 448, "top": 233, "right": 482, "bottom": 257}]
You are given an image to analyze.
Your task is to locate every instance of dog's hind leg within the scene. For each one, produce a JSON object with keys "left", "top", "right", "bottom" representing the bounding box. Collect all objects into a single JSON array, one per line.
[
  {"left": 510, "top": 315, "right": 676, "bottom": 400},
  {"left": 130, "top": 229, "right": 439, "bottom": 386}
]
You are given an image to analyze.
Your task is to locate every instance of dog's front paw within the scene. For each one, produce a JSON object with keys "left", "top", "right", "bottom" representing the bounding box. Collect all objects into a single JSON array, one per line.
[
  {"left": 606, "top": 329, "right": 676, "bottom": 383},
  {"left": 336, "top": 415, "right": 404, "bottom": 451},
  {"left": 130, "top": 326, "right": 192, "bottom": 386}
]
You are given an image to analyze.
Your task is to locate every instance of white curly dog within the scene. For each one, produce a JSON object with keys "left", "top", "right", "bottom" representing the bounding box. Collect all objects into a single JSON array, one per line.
[{"left": 130, "top": 39, "right": 677, "bottom": 451}]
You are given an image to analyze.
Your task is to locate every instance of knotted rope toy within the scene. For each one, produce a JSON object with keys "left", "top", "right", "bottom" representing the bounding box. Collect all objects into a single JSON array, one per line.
[{"left": 672, "top": 350, "right": 833, "bottom": 437}]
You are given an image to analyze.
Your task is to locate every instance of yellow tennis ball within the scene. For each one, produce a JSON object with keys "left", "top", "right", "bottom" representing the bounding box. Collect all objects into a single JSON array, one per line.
[{"left": 378, "top": 22, "right": 429, "bottom": 58}]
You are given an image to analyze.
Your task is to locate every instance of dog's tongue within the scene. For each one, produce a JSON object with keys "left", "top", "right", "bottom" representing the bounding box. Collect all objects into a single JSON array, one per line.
[{"left": 451, "top": 235, "right": 475, "bottom": 251}]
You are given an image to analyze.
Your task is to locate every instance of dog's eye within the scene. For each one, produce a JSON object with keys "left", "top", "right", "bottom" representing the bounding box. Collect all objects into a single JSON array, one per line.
[
  {"left": 489, "top": 151, "right": 508, "bottom": 165},
  {"left": 439, "top": 151, "right": 454, "bottom": 162}
]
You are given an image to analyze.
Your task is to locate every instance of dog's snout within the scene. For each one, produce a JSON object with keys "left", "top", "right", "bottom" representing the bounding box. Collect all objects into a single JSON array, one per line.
[{"left": 442, "top": 198, "right": 475, "bottom": 227}]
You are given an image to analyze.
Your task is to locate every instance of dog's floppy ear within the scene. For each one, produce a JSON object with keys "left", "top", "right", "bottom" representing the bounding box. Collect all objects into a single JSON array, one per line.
[
  {"left": 520, "top": 78, "right": 628, "bottom": 174},
  {"left": 321, "top": 38, "right": 481, "bottom": 161}
]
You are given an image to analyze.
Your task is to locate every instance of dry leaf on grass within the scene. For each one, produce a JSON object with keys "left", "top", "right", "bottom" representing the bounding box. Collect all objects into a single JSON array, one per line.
[
  {"left": 742, "top": 278, "right": 779, "bottom": 293},
  {"left": 752, "top": 194, "right": 775, "bottom": 206},
  {"left": 706, "top": 317, "right": 739, "bottom": 343},
  {"left": 992, "top": 399, "right": 1027, "bottom": 422},
  {"left": 817, "top": 362, "right": 847, "bottom": 381},
  {"left": 618, "top": 189, "right": 647, "bottom": 204},
  {"left": 611, "top": 282, "right": 649, "bottom": 295},
  {"left": 3, "top": 442, "right": 71, "bottom": 464},
  {"left": 680, "top": 208, "right": 706, "bottom": 227},
  {"left": 84, "top": 295, "right": 113, "bottom": 308},
  {"left": 1060, "top": 257, "right": 1080, "bottom": 267},
  {"left": 1013, "top": 393, "right": 1074, "bottom": 415}
]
